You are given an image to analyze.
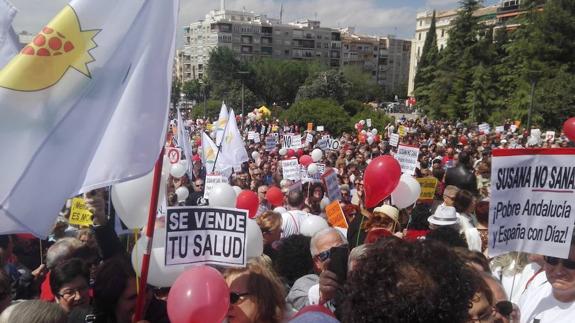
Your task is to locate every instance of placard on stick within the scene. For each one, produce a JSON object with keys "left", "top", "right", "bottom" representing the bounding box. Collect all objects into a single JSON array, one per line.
[
  {"left": 325, "top": 201, "right": 348, "bottom": 229},
  {"left": 69, "top": 197, "right": 93, "bottom": 226},
  {"left": 166, "top": 206, "right": 247, "bottom": 267}
]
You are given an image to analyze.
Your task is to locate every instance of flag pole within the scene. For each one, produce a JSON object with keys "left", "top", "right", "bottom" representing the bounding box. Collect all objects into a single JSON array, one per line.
[{"left": 133, "top": 146, "right": 165, "bottom": 322}]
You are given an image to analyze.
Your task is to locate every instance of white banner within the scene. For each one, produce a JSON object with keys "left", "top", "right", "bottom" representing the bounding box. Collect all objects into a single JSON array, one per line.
[
  {"left": 489, "top": 148, "right": 575, "bottom": 258},
  {"left": 281, "top": 159, "right": 301, "bottom": 181},
  {"left": 394, "top": 145, "right": 419, "bottom": 175},
  {"left": 166, "top": 206, "right": 247, "bottom": 267}
]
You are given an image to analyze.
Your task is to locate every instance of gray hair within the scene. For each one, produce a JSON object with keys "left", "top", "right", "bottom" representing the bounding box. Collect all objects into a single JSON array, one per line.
[
  {"left": 45, "top": 237, "right": 82, "bottom": 269},
  {"left": 0, "top": 300, "right": 66, "bottom": 323},
  {"left": 310, "top": 227, "right": 348, "bottom": 256},
  {"left": 348, "top": 244, "right": 370, "bottom": 268}
]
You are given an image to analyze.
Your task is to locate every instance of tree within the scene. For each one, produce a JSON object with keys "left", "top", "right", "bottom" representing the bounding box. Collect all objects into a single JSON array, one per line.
[
  {"left": 341, "top": 66, "right": 384, "bottom": 102},
  {"left": 171, "top": 78, "right": 181, "bottom": 108},
  {"left": 350, "top": 109, "right": 394, "bottom": 132},
  {"left": 182, "top": 79, "right": 202, "bottom": 102},
  {"left": 413, "top": 11, "right": 439, "bottom": 112},
  {"left": 190, "top": 99, "right": 225, "bottom": 121},
  {"left": 342, "top": 100, "right": 369, "bottom": 116},
  {"left": 281, "top": 99, "right": 350, "bottom": 134},
  {"left": 295, "top": 69, "right": 350, "bottom": 103}
]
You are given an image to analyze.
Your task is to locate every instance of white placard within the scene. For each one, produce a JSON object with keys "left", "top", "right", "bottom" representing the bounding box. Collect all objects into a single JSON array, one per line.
[
  {"left": 317, "top": 126, "right": 325, "bottom": 132},
  {"left": 265, "top": 136, "right": 277, "bottom": 151},
  {"left": 495, "top": 126, "right": 504, "bottom": 133},
  {"left": 510, "top": 124, "right": 517, "bottom": 132},
  {"left": 317, "top": 138, "right": 329, "bottom": 151},
  {"left": 166, "top": 206, "right": 247, "bottom": 267},
  {"left": 203, "top": 174, "right": 229, "bottom": 199},
  {"left": 327, "top": 138, "right": 340, "bottom": 151},
  {"left": 394, "top": 145, "right": 420, "bottom": 175},
  {"left": 281, "top": 159, "right": 301, "bottom": 181},
  {"left": 306, "top": 133, "right": 314, "bottom": 143},
  {"left": 283, "top": 134, "right": 302, "bottom": 149},
  {"left": 545, "top": 131, "right": 555, "bottom": 142},
  {"left": 253, "top": 134, "right": 261, "bottom": 143},
  {"left": 247, "top": 131, "right": 256, "bottom": 140},
  {"left": 389, "top": 133, "right": 400, "bottom": 147},
  {"left": 478, "top": 123, "right": 491, "bottom": 134},
  {"left": 366, "top": 119, "right": 372, "bottom": 128},
  {"left": 300, "top": 163, "right": 325, "bottom": 183},
  {"left": 488, "top": 148, "right": 575, "bottom": 258}
]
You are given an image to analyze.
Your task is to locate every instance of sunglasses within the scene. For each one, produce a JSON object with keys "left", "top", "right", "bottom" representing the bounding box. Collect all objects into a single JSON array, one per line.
[
  {"left": 315, "top": 249, "right": 331, "bottom": 262},
  {"left": 230, "top": 292, "right": 250, "bottom": 304},
  {"left": 544, "top": 256, "right": 575, "bottom": 269},
  {"left": 494, "top": 300, "right": 513, "bottom": 317}
]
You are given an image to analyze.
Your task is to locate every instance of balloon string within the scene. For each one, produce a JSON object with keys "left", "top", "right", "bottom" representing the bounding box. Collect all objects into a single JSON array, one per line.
[{"left": 134, "top": 229, "right": 140, "bottom": 295}]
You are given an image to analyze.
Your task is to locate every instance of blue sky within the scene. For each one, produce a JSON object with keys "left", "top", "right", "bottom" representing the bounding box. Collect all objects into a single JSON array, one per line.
[{"left": 11, "top": 0, "right": 500, "bottom": 45}]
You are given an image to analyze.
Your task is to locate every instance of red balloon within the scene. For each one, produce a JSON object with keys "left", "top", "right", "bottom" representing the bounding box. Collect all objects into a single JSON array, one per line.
[
  {"left": 364, "top": 156, "right": 402, "bottom": 208},
  {"left": 287, "top": 149, "right": 295, "bottom": 158},
  {"left": 167, "top": 266, "right": 229, "bottom": 323},
  {"left": 299, "top": 155, "right": 313, "bottom": 167},
  {"left": 359, "top": 134, "right": 367, "bottom": 144},
  {"left": 459, "top": 135, "right": 468, "bottom": 145},
  {"left": 266, "top": 186, "right": 284, "bottom": 207},
  {"left": 297, "top": 148, "right": 304, "bottom": 157},
  {"left": 563, "top": 117, "right": 575, "bottom": 142},
  {"left": 236, "top": 190, "right": 259, "bottom": 219}
]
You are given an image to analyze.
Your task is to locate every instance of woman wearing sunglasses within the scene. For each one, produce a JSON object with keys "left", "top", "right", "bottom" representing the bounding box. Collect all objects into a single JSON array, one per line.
[
  {"left": 519, "top": 236, "right": 575, "bottom": 323},
  {"left": 223, "top": 257, "right": 286, "bottom": 323}
]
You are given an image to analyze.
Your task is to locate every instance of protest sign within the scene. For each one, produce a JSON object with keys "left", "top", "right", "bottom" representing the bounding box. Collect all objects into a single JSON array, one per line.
[
  {"left": 322, "top": 168, "right": 342, "bottom": 202},
  {"left": 510, "top": 124, "right": 517, "bottom": 132},
  {"left": 317, "top": 138, "right": 329, "bottom": 151},
  {"left": 166, "top": 206, "right": 247, "bottom": 267},
  {"left": 389, "top": 133, "right": 399, "bottom": 147},
  {"left": 366, "top": 119, "right": 372, "bottom": 128},
  {"left": 317, "top": 126, "right": 324, "bottom": 132},
  {"left": 488, "top": 148, "right": 575, "bottom": 258},
  {"left": 203, "top": 174, "right": 229, "bottom": 199},
  {"left": 416, "top": 177, "right": 438, "bottom": 202},
  {"left": 327, "top": 138, "right": 340, "bottom": 151},
  {"left": 495, "top": 126, "right": 504, "bottom": 134},
  {"left": 301, "top": 163, "right": 324, "bottom": 183},
  {"left": 283, "top": 134, "right": 302, "bottom": 149},
  {"left": 306, "top": 133, "right": 314, "bottom": 143},
  {"left": 394, "top": 145, "right": 420, "bottom": 175},
  {"left": 325, "top": 201, "right": 348, "bottom": 229},
  {"left": 545, "top": 131, "right": 555, "bottom": 142},
  {"left": 247, "top": 131, "right": 255, "bottom": 140},
  {"left": 166, "top": 147, "right": 181, "bottom": 164},
  {"left": 398, "top": 125, "right": 406, "bottom": 137},
  {"left": 478, "top": 123, "right": 491, "bottom": 134},
  {"left": 253, "top": 134, "right": 261, "bottom": 143},
  {"left": 69, "top": 197, "right": 93, "bottom": 226},
  {"left": 282, "top": 159, "right": 301, "bottom": 181},
  {"left": 265, "top": 136, "right": 277, "bottom": 151}
]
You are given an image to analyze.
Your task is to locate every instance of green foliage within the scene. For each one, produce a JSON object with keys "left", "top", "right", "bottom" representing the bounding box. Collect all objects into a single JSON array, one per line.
[
  {"left": 246, "top": 58, "right": 326, "bottom": 107},
  {"left": 414, "top": 10, "right": 439, "bottom": 111},
  {"left": 350, "top": 109, "right": 394, "bottom": 132},
  {"left": 342, "top": 100, "right": 369, "bottom": 116},
  {"left": 171, "top": 78, "right": 181, "bottom": 108},
  {"left": 295, "top": 70, "right": 350, "bottom": 103},
  {"left": 182, "top": 79, "right": 203, "bottom": 102},
  {"left": 190, "top": 99, "right": 224, "bottom": 121},
  {"left": 281, "top": 99, "right": 350, "bottom": 134},
  {"left": 341, "top": 66, "right": 384, "bottom": 102}
]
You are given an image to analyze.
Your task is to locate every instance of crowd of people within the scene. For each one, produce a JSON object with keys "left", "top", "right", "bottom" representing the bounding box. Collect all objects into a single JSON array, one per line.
[{"left": 1, "top": 113, "right": 574, "bottom": 323}]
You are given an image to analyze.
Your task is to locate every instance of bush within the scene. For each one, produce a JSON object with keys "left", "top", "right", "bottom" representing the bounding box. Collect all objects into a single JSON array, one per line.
[
  {"left": 350, "top": 109, "right": 395, "bottom": 133},
  {"left": 281, "top": 99, "right": 350, "bottom": 134}
]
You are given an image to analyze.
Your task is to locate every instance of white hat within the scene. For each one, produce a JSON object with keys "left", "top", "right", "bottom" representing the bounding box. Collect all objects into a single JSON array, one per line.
[
  {"left": 428, "top": 205, "right": 459, "bottom": 226},
  {"left": 373, "top": 205, "right": 399, "bottom": 224}
]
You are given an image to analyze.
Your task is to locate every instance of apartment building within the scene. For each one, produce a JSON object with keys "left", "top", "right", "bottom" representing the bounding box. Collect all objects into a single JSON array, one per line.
[{"left": 177, "top": 9, "right": 342, "bottom": 82}]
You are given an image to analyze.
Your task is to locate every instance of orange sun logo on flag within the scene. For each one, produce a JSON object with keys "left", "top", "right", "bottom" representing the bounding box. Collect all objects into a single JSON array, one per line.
[{"left": 0, "top": 6, "right": 99, "bottom": 91}]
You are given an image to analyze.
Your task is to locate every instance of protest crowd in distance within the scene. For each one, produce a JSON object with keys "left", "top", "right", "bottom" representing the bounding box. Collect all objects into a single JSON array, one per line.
[{"left": 2, "top": 104, "right": 575, "bottom": 323}]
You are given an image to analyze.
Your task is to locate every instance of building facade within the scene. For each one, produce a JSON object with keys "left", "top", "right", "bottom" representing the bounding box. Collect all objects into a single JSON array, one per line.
[
  {"left": 407, "top": 4, "right": 499, "bottom": 96},
  {"left": 177, "top": 9, "right": 342, "bottom": 82}
]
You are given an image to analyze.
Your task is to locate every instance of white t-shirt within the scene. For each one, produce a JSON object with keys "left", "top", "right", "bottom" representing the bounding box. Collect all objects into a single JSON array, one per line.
[
  {"left": 519, "top": 281, "right": 575, "bottom": 323},
  {"left": 281, "top": 210, "right": 310, "bottom": 238}
]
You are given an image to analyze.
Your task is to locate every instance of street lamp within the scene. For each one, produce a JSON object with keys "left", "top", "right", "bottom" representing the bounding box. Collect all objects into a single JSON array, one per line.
[{"left": 236, "top": 71, "right": 249, "bottom": 130}]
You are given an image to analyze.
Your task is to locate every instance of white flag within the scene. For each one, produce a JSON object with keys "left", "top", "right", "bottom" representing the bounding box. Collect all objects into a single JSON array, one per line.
[
  {"left": 215, "top": 102, "right": 229, "bottom": 146},
  {"left": 201, "top": 131, "right": 218, "bottom": 173},
  {"left": 0, "top": 0, "right": 178, "bottom": 237},
  {"left": 0, "top": 0, "right": 20, "bottom": 68},
  {"left": 177, "top": 108, "right": 193, "bottom": 175},
  {"left": 217, "top": 109, "right": 249, "bottom": 170}
]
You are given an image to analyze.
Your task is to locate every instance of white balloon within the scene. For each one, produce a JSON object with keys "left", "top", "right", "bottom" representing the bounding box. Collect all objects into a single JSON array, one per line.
[
  {"left": 320, "top": 197, "right": 330, "bottom": 210},
  {"left": 273, "top": 206, "right": 287, "bottom": 213},
  {"left": 131, "top": 228, "right": 187, "bottom": 287},
  {"left": 311, "top": 149, "right": 323, "bottom": 162},
  {"left": 367, "top": 136, "right": 374, "bottom": 145},
  {"left": 359, "top": 120, "right": 366, "bottom": 125},
  {"left": 361, "top": 130, "right": 367, "bottom": 135},
  {"left": 371, "top": 129, "right": 378, "bottom": 135},
  {"left": 112, "top": 166, "right": 168, "bottom": 229},
  {"left": 300, "top": 216, "right": 329, "bottom": 237},
  {"left": 170, "top": 162, "right": 187, "bottom": 178},
  {"left": 391, "top": 174, "right": 422, "bottom": 209},
  {"left": 252, "top": 151, "right": 260, "bottom": 160},
  {"left": 208, "top": 183, "right": 236, "bottom": 208},
  {"left": 307, "top": 163, "right": 319, "bottom": 175},
  {"left": 246, "top": 219, "right": 263, "bottom": 259},
  {"left": 175, "top": 186, "right": 189, "bottom": 202},
  {"left": 279, "top": 148, "right": 287, "bottom": 156},
  {"left": 280, "top": 179, "right": 289, "bottom": 187},
  {"left": 232, "top": 186, "right": 242, "bottom": 197}
]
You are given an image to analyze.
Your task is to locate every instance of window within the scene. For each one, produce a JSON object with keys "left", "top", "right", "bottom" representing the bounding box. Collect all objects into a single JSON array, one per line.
[
  {"left": 419, "top": 20, "right": 422, "bottom": 27},
  {"left": 418, "top": 33, "right": 421, "bottom": 41},
  {"left": 441, "top": 29, "right": 445, "bottom": 38}
]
